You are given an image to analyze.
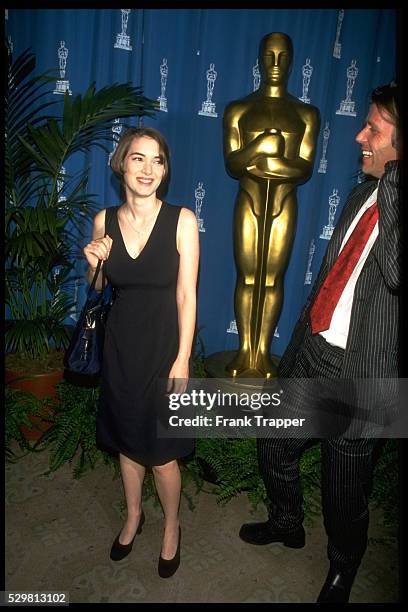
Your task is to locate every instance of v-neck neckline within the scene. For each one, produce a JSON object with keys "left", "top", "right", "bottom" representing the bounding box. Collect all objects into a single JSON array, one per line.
[{"left": 116, "top": 202, "right": 165, "bottom": 261}]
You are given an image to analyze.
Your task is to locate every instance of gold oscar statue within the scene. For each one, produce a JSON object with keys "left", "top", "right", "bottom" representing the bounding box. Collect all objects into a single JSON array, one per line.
[{"left": 223, "top": 32, "right": 320, "bottom": 378}]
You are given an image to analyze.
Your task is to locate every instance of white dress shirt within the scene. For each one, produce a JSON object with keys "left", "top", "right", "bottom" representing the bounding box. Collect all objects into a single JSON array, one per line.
[{"left": 320, "top": 186, "right": 379, "bottom": 349}]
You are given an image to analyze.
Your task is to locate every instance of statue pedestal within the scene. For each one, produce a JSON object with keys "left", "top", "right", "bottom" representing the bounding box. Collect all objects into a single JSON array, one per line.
[{"left": 204, "top": 351, "right": 280, "bottom": 390}]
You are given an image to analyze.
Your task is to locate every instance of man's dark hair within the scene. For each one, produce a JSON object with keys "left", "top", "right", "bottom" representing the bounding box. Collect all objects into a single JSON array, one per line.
[{"left": 372, "top": 82, "right": 400, "bottom": 150}]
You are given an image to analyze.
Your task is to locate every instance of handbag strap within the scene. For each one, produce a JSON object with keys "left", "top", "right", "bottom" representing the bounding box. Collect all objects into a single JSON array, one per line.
[
  {"left": 88, "top": 206, "right": 117, "bottom": 293},
  {"left": 89, "top": 259, "right": 103, "bottom": 292}
]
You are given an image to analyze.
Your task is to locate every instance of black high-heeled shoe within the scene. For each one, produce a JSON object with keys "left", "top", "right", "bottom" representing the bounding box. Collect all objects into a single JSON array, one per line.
[
  {"left": 110, "top": 510, "right": 145, "bottom": 561},
  {"left": 158, "top": 526, "right": 181, "bottom": 578}
]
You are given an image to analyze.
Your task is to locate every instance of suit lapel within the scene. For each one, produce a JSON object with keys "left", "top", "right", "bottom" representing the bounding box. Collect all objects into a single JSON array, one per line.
[
  {"left": 324, "top": 179, "right": 377, "bottom": 268},
  {"left": 306, "top": 179, "right": 377, "bottom": 306}
]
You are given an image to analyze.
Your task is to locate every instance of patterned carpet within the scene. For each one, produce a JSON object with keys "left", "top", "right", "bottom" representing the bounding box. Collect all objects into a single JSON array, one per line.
[{"left": 5, "top": 443, "right": 398, "bottom": 603}]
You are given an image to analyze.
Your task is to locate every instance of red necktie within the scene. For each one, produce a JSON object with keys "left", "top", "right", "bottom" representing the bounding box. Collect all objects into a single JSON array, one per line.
[{"left": 310, "top": 202, "right": 378, "bottom": 334}]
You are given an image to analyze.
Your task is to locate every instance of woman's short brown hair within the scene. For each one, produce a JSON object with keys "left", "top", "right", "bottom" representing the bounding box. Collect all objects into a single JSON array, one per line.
[{"left": 110, "top": 126, "right": 170, "bottom": 187}]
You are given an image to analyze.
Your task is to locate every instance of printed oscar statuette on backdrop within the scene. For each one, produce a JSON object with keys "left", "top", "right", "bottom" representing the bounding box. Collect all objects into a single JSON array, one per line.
[
  {"left": 53, "top": 40, "right": 72, "bottom": 96},
  {"left": 318, "top": 123, "right": 330, "bottom": 174},
  {"left": 108, "top": 119, "right": 123, "bottom": 166},
  {"left": 333, "top": 9, "right": 345, "bottom": 58},
  {"left": 227, "top": 320, "right": 238, "bottom": 334},
  {"left": 114, "top": 9, "right": 132, "bottom": 51},
  {"left": 299, "top": 58, "right": 313, "bottom": 104},
  {"left": 252, "top": 59, "right": 261, "bottom": 92},
  {"left": 304, "top": 239, "right": 316, "bottom": 285},
  {"left": 157, "top": 58, "right": 168, "bottom": 113},
  {"left": 336, "top": 59, "right": 358, "bottom": 117},
  {"left": 194, "top": 182, "right": 206, "bottom": 233},
  {"left": 198, "top": 63, "right": 218, "bottom": 118},
  {"left": 320, "top": 189, "right": 340, "bottom": 241},
  {"left": 57, "top": 166, "right": 67, "bottom": 203}
]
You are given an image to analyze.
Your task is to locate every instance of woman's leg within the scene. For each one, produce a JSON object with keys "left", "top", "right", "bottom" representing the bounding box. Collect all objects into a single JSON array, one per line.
[
  {"left": 152, "top": 459, "right": 181, "bottom": 559},
  {"left": 118, "top": 453, "right": 146, "bottom": 544}
]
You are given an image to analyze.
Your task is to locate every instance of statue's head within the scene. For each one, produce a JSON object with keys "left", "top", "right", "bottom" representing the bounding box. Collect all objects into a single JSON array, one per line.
[{"left": 259, "top": 32, "right": 293, "bottom": 86}]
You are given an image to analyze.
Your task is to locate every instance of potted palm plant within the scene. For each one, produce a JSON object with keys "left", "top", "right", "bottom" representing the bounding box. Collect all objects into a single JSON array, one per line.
[{"left": 5, "top": 43, "right": 158, "bottom": 437}]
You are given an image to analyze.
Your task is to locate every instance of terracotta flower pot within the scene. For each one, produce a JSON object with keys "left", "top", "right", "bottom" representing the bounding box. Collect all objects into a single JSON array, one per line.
[{"left": 5, "top": 368, "right": 63, "bottom": 441}]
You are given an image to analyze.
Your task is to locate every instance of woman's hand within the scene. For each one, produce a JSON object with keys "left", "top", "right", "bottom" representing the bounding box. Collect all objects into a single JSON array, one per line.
[
  {"left": 83, "top": 235, "right": 113, "bottom": 269},
  {"left": 167, "top": 357, "right": 190, "bottom": 395}
]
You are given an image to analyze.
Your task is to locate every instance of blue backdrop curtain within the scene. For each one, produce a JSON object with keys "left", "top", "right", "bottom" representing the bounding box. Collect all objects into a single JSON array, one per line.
[{"left": 6, "top": 8, "right": 397, "bottom": 359}]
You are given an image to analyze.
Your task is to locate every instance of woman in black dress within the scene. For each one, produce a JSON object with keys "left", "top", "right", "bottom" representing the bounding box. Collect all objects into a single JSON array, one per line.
[{"left": 83, "top": 127, "right": 199, "bottom": 577}]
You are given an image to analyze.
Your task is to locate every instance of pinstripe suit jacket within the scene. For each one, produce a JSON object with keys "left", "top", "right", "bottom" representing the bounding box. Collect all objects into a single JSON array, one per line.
[{"left": 279, "top": 160, "right": 401, "bottom": 379}]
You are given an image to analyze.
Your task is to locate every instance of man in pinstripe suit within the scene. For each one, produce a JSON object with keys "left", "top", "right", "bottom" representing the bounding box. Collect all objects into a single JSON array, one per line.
[{"left": 239, "top": 83, "right": 401, "bottom": 603}]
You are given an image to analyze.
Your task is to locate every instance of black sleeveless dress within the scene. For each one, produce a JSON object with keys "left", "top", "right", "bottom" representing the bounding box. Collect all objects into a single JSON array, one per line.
[{"left": 96, "top": 203, "right": 194, "bottom": 466}]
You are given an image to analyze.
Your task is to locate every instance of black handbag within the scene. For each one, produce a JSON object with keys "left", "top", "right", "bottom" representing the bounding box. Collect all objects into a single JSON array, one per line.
[{"left": 63, "top": 207, "right": 116, "bottom": 387}]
